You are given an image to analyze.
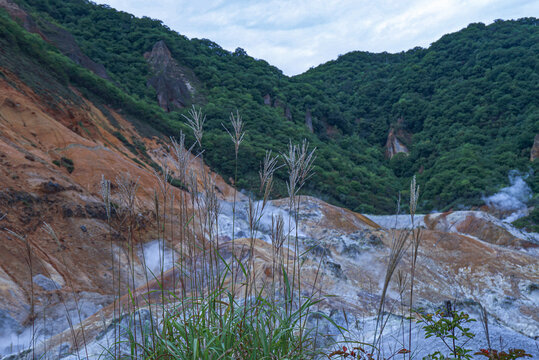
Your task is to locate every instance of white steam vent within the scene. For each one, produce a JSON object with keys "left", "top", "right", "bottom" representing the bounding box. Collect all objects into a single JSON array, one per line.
[
  {"left": 483, "top": 170, "right": 532, "bottom": 223},
  {"left": 139, "top": 240, "right": 175, "bottom": 280}
]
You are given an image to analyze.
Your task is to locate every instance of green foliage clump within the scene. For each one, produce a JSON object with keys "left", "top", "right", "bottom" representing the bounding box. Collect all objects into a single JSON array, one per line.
[
  {"left": 52, "top": 157, "right": 74, "bottom": 173},
  {"left": 143, "top": 292, "right": 320, "bottom": 360},
  {"left": 167, "top": 177, "right": 187, "bottom": 191},
  {"left": 417, "top": 308, "right": 476, "bottom": 360},
  {"left": 512, "top": 207, "right": 539, "bottom": 233}
]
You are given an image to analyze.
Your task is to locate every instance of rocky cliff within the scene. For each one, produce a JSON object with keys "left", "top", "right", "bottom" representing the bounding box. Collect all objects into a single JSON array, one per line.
[
  {"left": 531, "top": 134, "right": 539, "bottom": 161},
  {"left": 385, "top": 126, "right": 410, "bottom": 159},
  {"left": 144, "top": 40, "right": 199, "bottom": 112}
]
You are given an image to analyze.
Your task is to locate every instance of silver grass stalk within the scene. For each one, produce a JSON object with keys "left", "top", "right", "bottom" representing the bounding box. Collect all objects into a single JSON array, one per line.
[
  {"left": 282, "top": 140, "right": 316, "bottom": 201},
  {"left": 99, "top": 174, "right": 117, "bottom": 356},
  {"left": 5, "top": 229, "right": 36, "bottom": 358},
  {"left": 374, "top": 228, "right": 410, "bottom": 350},
  {"left": 283, "top": 141, "right": 299, "bottom": 204},
  {"left": 100, "top": 175, "right": 111, "bottom": 220},
  {"left": 410, "top": 175, "right": 419, "bottom": 221},
  {"left": 182, "top": 105, "right": 205, "bottom": 147},
  {"left": 115, "top": 172, "right": 140, "bottom": 215},
  {"left": 297, "top": 139, "right": 317, "bottom": 191},
  {"left": 259, "top": 150, "right": 280, "bottom": 209},
  {"left": 270, "top": 214, "right": 286, "bottom": 301},
  {"left": 408, "top": 174, "right": 421, "bottom": 357},
  {"left": 222, "top": 109, "right": 245, "bottom": 156},
  {"left": 170, "top": 131, "right": 195, "bottom": 183},
  {"left": 282, "top": 140, "right": 316, "bottom": 318},
  {"left": 187, "top": 170, "right": 198, "bottom": 196},
  {"left": 114, "top": 171, "right": 140, "bottom": 340},
  {"left": 202, "top": 172, "right": 220, "bottom": 240},
  {"left": 202, "top": 172, "right": 220, "bottom": 293},
  {"left": 152, "top": 160, "right": 171, "bottom": 201},
  {"left": 222, "top": 111, "right": 245, "bottom": 297},
  {"left": 244, "top": 151, "right": 279, "bottom": 300},
  {"left": 42, "top": 222, "right": 90, "bottom": 360},
  {"left": 373, "top": 195, "right": 410, "bottom": 353}
]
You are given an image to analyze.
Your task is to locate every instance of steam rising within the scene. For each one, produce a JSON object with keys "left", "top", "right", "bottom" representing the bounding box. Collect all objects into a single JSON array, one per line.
[
  {"left": 483, "top": 170, "right": 532, "bottom": 223},
  {"left": 0, "top": 325, "right": 33, "bottom": 356},
  {"left": 139, "top": 240, "right": 175, "bottom": 279}
]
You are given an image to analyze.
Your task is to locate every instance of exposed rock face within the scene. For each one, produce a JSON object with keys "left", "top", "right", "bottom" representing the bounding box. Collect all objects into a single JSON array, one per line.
[
  {"left": 385, "top": 128, "right": 409, "bottom": 159},
  {"left": 531, "top": 133, "right": 539, "bottom": 161},
  {"left": 305, "top": 108, "right": 313, "bottom": 132},
  {"left": 0, "top": 0, "right": 109, "bottom": 80},
  {"left": 0, "top": 0, "right": 31, "bottom": 28},
  {"left": 285, "top": 105, "right": 292, "bottom": 121},
  {"left": 270, "top": 97, "right": 293, "bottom": 120},
  {"left": 144, "top": 40, "right": 198, "bottom": 112},
  {"left": 40, "top": 22, "right": 110, "bottom": 80}
]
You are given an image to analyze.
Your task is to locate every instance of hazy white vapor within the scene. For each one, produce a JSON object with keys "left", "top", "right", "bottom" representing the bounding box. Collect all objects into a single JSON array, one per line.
[
  {"left": 98, "top": 0, "right": 538, "bottom": 75},
  {"left": 483, "top": 171, "right": 533, "bottom": 223}
]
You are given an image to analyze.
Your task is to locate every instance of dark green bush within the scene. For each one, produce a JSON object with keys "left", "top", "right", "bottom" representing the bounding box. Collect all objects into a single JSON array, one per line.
[{"left": 52, "top": 157, "right": 74, "bottom": 173}]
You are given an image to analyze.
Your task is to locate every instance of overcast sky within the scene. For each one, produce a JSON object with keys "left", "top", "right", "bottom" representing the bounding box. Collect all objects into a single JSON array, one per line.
[{"left": 97, "top": 0, "right": 538, "bottom": 75}]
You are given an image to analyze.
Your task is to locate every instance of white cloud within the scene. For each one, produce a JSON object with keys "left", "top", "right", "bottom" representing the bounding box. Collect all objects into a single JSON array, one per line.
[{"left": 97, "top": 0, "right": 539, "bottom": 75}]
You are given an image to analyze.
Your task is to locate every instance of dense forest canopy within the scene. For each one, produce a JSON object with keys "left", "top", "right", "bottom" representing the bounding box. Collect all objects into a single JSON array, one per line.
[{"left": 2, "top": 0, "right": 538, "bottom": 214}]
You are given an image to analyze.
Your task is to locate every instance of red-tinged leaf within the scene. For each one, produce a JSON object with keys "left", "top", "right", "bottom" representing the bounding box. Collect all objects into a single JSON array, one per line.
[{"left": 397, "top": 348, "right": 411, "bottom": 354}]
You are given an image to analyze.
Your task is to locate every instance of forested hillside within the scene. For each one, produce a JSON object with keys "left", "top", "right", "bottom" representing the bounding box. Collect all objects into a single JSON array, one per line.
[
  {"left": 296, "top": 19, "right": 539, "bottom": 210},
  {"left": 2, "top": 0, "right": 537, "bottom": 213}
]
